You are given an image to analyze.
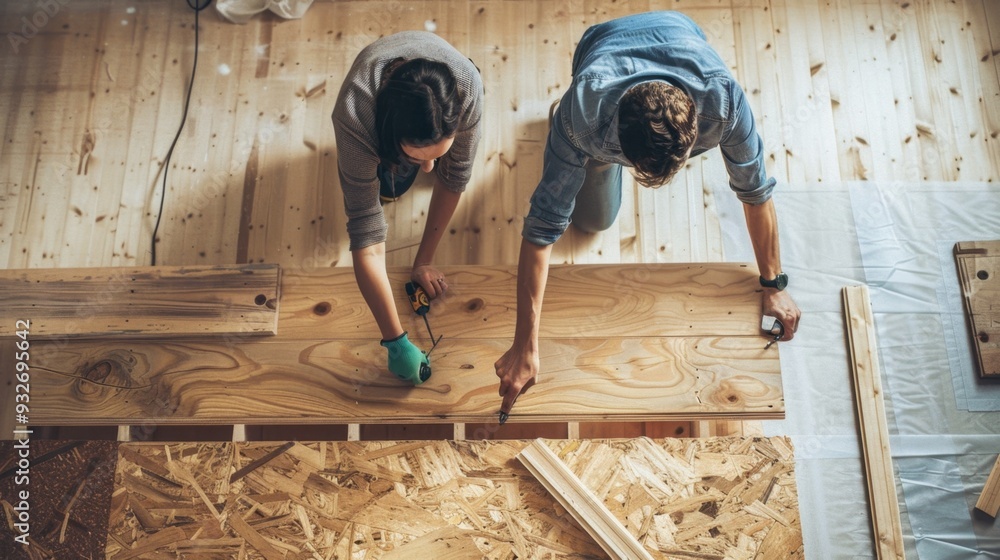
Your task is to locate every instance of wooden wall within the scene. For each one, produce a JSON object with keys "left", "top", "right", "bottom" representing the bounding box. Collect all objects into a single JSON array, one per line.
[{"left": 2, "top": 0, "right": 998, "bottom": 439}]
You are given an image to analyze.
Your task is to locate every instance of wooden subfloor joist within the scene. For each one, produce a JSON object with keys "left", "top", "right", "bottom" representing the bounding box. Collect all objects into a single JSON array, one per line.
[
  {"left": 954, "top": 241, "right": 1000, "bottom": 377},
  {"left": 517, "top": 439, "right": 654, "bottom": 560},
  {"left": 0, "top": 264, "right": 281, "bottom": 339},
  {"left": 842, "top": 285, "right": 906, "bottom": 560},
  {"left": 23, "top": 263, "right": 784, "bottom": 425}
]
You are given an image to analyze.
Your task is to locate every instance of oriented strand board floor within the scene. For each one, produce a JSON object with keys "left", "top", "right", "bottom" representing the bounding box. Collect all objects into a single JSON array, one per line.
[{"left": 104, "top": 437, "right": 802, "bottom": 559}]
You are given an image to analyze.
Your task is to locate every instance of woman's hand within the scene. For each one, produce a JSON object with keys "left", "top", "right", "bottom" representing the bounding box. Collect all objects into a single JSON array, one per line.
[{"left": 411, "top": 264, "right": 449, "bottom": 298}]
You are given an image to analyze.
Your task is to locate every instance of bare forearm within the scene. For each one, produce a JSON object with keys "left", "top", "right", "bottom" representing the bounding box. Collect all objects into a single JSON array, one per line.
[
  {"left": 414, "top": 181, "right": 461, "bottom": 267},
  {"left": 743, "top": 198, "right": 781, "bottom": 278},
  {"left": 514, "top": 238, "right": 553, "bottom": 348},
  {"left": 352, "top": 243, "right": 403, "bottom": 340}
]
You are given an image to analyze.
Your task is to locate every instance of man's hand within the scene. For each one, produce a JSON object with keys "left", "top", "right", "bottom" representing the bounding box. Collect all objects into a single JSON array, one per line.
[
  {"left": 411, "top": 264, "right": 449, "bottom": 299},
  {"left": 762, "top": 289, "right": 800, "bottom": 341},
  {"left": 494, "top": 341, "right": 539, "bottom": 419}
]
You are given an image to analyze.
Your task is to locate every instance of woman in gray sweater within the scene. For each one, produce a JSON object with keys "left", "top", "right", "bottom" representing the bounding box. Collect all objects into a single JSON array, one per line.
[{"left": 333, "top": 31, "right": 482, "bottom": 385}]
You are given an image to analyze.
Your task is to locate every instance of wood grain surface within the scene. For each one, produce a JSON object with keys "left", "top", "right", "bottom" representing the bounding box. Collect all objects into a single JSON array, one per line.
[
  {"left": 0, "top": 264, "right": 280, "bottom": 339},
  {"left": 954, "top": 241, "right": 1000, "bottom": 377},
  {"left": 278, "top": 263, "right": 762, "bottom": 339},
  {"left": 105, "top": 437, "right": 802, "bottom": 559},
  {"left": 27, "top": 335, "right": 782, "bottom": 425}
]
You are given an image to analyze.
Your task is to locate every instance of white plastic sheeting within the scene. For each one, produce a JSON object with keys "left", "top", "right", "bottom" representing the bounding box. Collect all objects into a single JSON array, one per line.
[
  {"left": 215, "top": 0, "right": 314, "bottom": 24},
  {"left": 715, "top": 177, "right": 1000, "bottom": 559}
]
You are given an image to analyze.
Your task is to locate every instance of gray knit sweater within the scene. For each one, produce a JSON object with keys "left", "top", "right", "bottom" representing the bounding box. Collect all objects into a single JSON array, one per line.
[{"left": 332, "top": 31, "right": 483, "bottom": 251}]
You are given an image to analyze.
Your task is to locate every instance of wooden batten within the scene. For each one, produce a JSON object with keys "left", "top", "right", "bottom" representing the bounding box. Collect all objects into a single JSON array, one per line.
[
  {"left": 954, "top": 241, "right": 1000, "bottom": 377},
  {"left": 977, "top": 454, "right": 1000, "bottom": 517},
  {"left": 842, "top": 285, "right": 906, "bottom": 560},
  {"left": 0, "top": 264, "right": 281, "bottom": 340}
]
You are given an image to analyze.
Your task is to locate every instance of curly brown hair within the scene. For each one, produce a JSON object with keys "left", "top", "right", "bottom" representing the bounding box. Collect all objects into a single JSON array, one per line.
[{"left": 618, "top": 82, "right": 697, "bottom": 187}]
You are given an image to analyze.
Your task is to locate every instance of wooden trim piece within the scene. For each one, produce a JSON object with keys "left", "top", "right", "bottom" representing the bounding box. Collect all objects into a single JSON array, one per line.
[
  {"left": 842, "top": 285, "right": 905, "bottom": 560},
  {"left": 517, "top": 439, "right": 654, "bottom": 560},
  {"left": 0, "top": 264, "right": 281, "bottom": 340},
  {"left": 976, "top": 454, "right": 1000, "bottom": 517},
  {"left": 954, "top": 241, "right": 1000, "bottom": 377}
]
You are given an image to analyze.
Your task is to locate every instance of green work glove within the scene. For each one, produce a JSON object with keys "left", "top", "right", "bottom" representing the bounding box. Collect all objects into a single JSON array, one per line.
[{"left": 380, "top": 332, "right": 431, "bottom": 385}]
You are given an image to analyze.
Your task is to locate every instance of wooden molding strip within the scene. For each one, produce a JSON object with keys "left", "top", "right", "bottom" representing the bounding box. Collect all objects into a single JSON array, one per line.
[
  {"left": 954, "top": 241, "right": 1000, "bottom": 377},
  {"left": 517, "top": 439, "right": 654, "bottom": 560},
  {"left": 842, "top": 285, "right": 905, "bottom": 560},
  {"left": 976, "top": 454, "right": 1000, "bottom": 517},
  {"left": 0, "top": 264, "right": 281, "bottom": 340}
]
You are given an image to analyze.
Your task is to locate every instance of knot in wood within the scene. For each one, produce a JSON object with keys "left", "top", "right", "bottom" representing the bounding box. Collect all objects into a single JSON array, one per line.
[
  {"left": 977, "top": 270, "right": 989, "bottom": 280},
  {"left": 465, "top": 298, "right": 485, "bottom": 312},
  {"left": 980, "top": 331, "right": 990, "bottom": 343},
  {"left": 313, "top": 302, "right": 331, "bottom": 316},
  {"left": 254, "top": 294, "right": 267, "bottom": 305}
]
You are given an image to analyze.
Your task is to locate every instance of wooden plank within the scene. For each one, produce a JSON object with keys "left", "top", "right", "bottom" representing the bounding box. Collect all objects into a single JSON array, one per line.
[
  {"left": 954, "top": 240, "right": 1000, "bottom": 377},
  {"left": 278, "top": 263, "right": 763, "bottom": 340},
  {"left": 26, "top": 335, "right": 783, "bottom": 425},
  {"left": 517, "top": 439, "right": 655, "bottom": 560},
  {"left": 0, "top": 264, "right": 281, "bottom": 339},
  {"left": 842, "top": 285, "right": 905, "bottom": 560},
  {"left": 976, "top": 454, "right": 1000, "bottom": 517}
]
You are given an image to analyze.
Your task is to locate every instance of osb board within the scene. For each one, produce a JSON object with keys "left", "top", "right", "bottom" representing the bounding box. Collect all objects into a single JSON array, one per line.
[
  {"left": 0, "top": 440, "right": 119, "bottom": 560},
  {"left": 955, "top": 241, "right": 1000, "bottom": 377},
  {"left": 106, "top": 437, "right": 801, "bottom": 559},
  {"left": 0, "top": 265, "right": 281, "bottom": 340}
]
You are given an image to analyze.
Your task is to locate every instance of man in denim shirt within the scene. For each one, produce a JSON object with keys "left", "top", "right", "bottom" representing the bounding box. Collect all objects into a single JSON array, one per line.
[{"left": 495, "top": 11, "right": 801, "bottom": 418}]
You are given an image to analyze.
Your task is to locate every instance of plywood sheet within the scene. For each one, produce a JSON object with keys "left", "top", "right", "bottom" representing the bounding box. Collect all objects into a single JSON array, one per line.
[
  {"left": 26, "top": 335, "right": 782, "bottom": 425},
  {"left": 278, "top": 263, "right": 762, "bottom": 340},
  {"left": 23, "top": 262, "right": 782, "bottom": 425},
  {"left": 0, "top": 264, "right": 281, "bottom": 340},
  {"left": 105, "top": 437, "right": 802, "bottom": 559},
  {"left": 954, "top": 241, "right": 1000, "bottom": 377}
]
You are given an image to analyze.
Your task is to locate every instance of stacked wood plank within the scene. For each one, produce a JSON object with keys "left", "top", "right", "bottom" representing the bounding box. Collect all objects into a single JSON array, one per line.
[
  {"left": 105, "top": 437, "right": 802, "bottom": 559},
  {"left": 954, "top": 241, "right": 1000, "bottom": 377},
  {"left": 0, "top": 264, "right": 281, "bottom": 339},
  {"left": 21, "top": 263, "right": 783, "bottom": 426}
]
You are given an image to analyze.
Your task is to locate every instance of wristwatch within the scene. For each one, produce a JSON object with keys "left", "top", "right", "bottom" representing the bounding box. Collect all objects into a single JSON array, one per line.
[{"left": 759, "top": 272, "right": 789, "bottom": 291}]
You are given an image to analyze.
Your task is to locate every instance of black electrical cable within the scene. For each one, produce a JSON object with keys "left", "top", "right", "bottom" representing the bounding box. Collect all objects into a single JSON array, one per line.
[{"left": 151, "top": 0, "right": 212, "bottom": 265}]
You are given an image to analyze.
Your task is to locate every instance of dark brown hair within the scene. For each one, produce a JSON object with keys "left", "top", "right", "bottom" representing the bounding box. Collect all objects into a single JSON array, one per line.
[
  {"left": 375, "top": 58, "right": 461, "bottom": 169},
  {"left": 618, "top": 82, "right": 697, "bottom": 187}
]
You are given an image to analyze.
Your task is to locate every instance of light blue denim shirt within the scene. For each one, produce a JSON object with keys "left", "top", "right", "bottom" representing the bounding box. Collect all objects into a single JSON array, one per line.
[{"left": 523, "top": 11, "right": 776, "bottom": 246}]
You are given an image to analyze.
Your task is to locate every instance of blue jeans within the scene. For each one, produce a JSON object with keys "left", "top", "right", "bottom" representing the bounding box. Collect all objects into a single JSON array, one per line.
[{"left": 572, "top": 160, "right": 622, "bottom": 233}]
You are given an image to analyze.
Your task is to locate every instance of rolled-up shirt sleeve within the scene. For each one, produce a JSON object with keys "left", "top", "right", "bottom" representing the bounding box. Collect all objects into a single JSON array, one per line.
[
  {"left": 720, "top": 83, "right": 776, "bottom": 205},
  {"left": 333, "top": 113, "right": 387, "bottom": 251},
  {"left": 522, "top": 108, "right": 589, "bottom": 246}
]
